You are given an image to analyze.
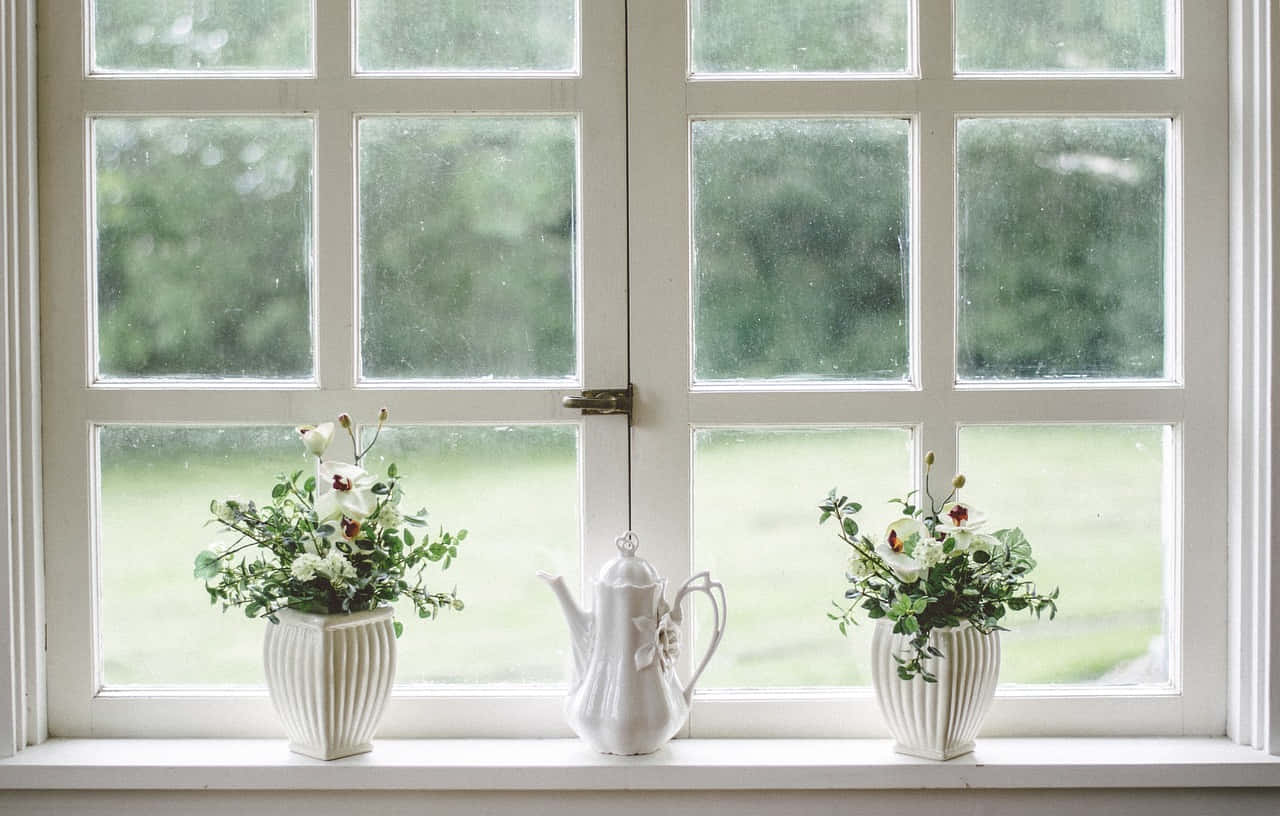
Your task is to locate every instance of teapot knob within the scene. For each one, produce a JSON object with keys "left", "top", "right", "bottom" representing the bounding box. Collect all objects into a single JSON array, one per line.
[{"left": 614, "top": 531, "right": 640, "bottom": 557}]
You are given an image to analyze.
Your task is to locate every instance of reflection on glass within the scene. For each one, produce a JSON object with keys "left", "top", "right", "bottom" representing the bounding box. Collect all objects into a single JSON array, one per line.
[
  {"left": 99, "top": 425, "right": 308, "bottom": 685},
  {"left": 357, "top": 0, "right": 577, "bottom": 72},
  {"left": 359, "top": 117, "right": 577, "bottom": 380},
  {"left": 693, "top": 427, "right": 913, "bottom": 687},
  {"left": 99, "top": 423, "right": 580, "bottom": 686},
  {"left": 957, "top": 118, "right": 1168, "bottom": 380},
  {"left": 363, "top": 424, "right": 579, "bottom": 684},
  {"left": 692, "top": 118, "right": 910, "bottom": 383},
  {"left": 959, "top": 425, "right": 1170, "bottom": 686},
  {"left": 93, "top": 0, "right": 311, "bottom": 72},
  {"left": 94, "top": 118, "right": 314, "bottom": 379},
  {"left": 956, "top": 0, "right": 1168, "bottom": 73},
  {"left": 690, "top": 0, "right": 909, "bottom": 74}
]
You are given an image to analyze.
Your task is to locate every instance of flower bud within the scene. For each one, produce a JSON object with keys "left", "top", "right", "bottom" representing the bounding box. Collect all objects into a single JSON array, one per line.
[
  {"left": 924, "top": 450, "right": 935, "bottom": 466},
  {"left": 338, "top": 413, "right": 352, "bottom": 429},
  {"left": 952, "top": 474, "right": 966, "bottom": 489},
  {"left": 378, "top": 406, "right": 389, "bottom": 423}
]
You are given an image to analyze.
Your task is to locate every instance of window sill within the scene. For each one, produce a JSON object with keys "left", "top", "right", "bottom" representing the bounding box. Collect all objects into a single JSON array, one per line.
[{"left": 0, "top": 738, "right": 1277, "bottom": 791}]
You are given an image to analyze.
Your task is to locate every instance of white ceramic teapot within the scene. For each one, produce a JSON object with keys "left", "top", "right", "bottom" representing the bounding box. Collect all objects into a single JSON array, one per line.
[{"left": 538, "top": 531, "right": 726, "bottom": 755}]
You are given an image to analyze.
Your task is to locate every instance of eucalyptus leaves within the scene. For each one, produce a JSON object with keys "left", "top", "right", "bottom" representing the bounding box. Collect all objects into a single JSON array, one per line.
[
  {"left": 195, "top": 409, "right": 466, "bottom": 636},
  {"left": 820, "top": 453, "right": 1058, "bottom": 681}
]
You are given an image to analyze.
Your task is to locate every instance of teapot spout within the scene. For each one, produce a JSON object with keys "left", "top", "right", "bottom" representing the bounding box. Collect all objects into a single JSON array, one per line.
[{"left": 537, "top": 571, "right": 591, "bottom": 682}]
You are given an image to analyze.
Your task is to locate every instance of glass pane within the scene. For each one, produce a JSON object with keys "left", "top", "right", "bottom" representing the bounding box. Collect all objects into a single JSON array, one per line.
[
  {"left": 956, "top": 0, "right": 1169, "bottom": 73},
  {"left": 94, "top": 118, "right": 314, "bottom": 379},
  {"left": 92, "top": 0, "right": 311, "bottom": 73},
  {"left": 360, "top": 117, "right": 577, "bottom": 380},
  {"left": 959, "top": 425, "right": 1170, "bottom": 686},
  {"left": 956, "top": 118, "right": 1168, "bottom": 380},
  {"left": 692, "top": 119, "right": 910, "bottom": 383},
  {"left": 357, "top": 0, "right": 577, "bottom": 73},
  {"left": 100, "top": 426, "right": 308, "bottom": 685},
  {"left": 693, "top": 427, "right": 913, "bottom": 687},
  {"left": 99, "top": 423, "right": 579, "bottom": 686},
  {"left": 362, "top": 425, "right": 579, "bottom": 684},
  {"left": 690, "top": 0, "right": 909, "bottom": 74}
]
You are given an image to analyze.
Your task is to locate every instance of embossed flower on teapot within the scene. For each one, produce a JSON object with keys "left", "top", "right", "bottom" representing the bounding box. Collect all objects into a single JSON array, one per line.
[{"left": 538, "top": 532, "right": 726, "bottom": 755}]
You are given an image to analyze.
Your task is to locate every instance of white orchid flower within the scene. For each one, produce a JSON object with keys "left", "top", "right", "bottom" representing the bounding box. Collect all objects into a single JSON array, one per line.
[
  {"left": 936, "top": 502, "right": 987, "bottom": 535},
  {"left": 885, "top": 517, "right": 929, "bottom": 556},
  {"left": 297, "top": 422, "right": 335, "bottom": 458},
  {"left": 874, "top": 537, "right": 927, "bottom": 583},
  {"left": 315, "top": 461, "right": 378, "bottom": 522}
]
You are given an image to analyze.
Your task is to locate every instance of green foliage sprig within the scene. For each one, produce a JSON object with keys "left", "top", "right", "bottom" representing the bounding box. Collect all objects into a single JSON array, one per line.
[
  {"left": 194, "top": 409, "right": 466, "bottom": 638},
  {"left": 819, "top": 452, "right": 1058, "bottom": 682}
]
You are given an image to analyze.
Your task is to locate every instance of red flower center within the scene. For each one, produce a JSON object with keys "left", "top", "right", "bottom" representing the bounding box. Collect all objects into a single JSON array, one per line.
[
  {"left": 888, "top": 529, "right": 903, "bottom": 553},
  {"left": 948, "top": 505, "right": 969, "bottom": 525},
  {"left": 332, "top": 474, "right": 352, "bottom": 492},
  {"left": 341, "top": 517, "right": 361, "bottom": 539}
]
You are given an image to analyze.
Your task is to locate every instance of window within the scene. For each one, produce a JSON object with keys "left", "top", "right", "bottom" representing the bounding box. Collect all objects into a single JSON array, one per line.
[{"left": 36, "top": 0, "right": 1228, "bottom": 738}]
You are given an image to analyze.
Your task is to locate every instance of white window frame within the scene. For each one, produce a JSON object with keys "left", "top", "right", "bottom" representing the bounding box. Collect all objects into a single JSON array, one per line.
[
  {"left": 629, "top": 0, "right": 1228, "bottom": 737},
  {"left": 32, "top": 0, "right": 631, "bottom": 738},
  {"left": 0, "top": 0, "right": 1275, "bottom": 753}
]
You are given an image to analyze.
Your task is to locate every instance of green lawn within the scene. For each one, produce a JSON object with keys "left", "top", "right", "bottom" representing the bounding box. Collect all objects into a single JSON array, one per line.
[{"left": 100, "top": 424, "right": 1170, "bottom": 689}]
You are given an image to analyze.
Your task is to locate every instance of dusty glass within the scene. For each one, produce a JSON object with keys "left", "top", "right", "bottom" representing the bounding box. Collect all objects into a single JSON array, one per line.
[
  {"left": 692, "top": 118, "right": 910, "bottom": 383},
  {"left": 359, "top": 117, "right": 577, "bottom": 380},
  {"left": 92, "top": 0, "right": 311, "bottom": 73},
  {"left": 94, "top": 118, "right": 314, "bottom": 380},
  {"left": 99, "top": 423, "right": 579, "bottom": 686},
  {"left": 956, "top": 0, "right": 1169, "bottom": 73},
  {"left": 99, "top": 425, "right": 308, "bottom": 686},
  {"left": 959, "top": 424, "right": 1170, "bottom": 686},
  {"left": 956, "top": 118, "right": 1169, "bottom": 381},
  {"left": 363, "top": 425, "right": 579, "bottom": 684},
  {"left": 356, "top": 0, "right": 577, "bottom": 73},
  {"left": 690, "top": 0, "right": 909, "bottom": 74},
  {"left": 692, "top": 427, "right": 913, "bottom": 687}
]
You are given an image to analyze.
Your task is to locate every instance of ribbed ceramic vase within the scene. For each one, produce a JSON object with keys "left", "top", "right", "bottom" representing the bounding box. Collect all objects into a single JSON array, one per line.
[
  {"left": 870, "top": 620, "right": 1000, "bottom": 760},
  {"left": 263, "top": 605, "right": 396, "bottom": 760}
]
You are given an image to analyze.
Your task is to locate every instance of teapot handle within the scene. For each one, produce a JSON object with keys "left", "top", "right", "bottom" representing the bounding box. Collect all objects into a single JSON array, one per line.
[{"left": 673, "top": 571, "right": 727, "bottom": 705}]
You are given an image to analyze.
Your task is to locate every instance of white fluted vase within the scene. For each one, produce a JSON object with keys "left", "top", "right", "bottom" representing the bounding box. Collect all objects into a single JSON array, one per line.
[
  {"left": 263, "top": 606, "right": 397, "bottom": 760},
  {"left": 870, "top": 620, "right": 1000, "bottom": 760}
]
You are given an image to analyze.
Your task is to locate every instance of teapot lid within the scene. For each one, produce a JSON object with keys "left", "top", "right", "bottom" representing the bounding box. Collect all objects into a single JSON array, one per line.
[{"left": 597, "top": 531, "right": 662, "bottom": 587}]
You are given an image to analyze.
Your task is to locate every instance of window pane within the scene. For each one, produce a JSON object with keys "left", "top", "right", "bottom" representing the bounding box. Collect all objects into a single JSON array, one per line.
[
  {"left": 99, "top": 426, "right": 307, "bottom": 685},
  {"left": 363, "top": 425, "right": 579, "bottom": 684},
  {"left": 693, "top": 427, "right": 912, "bottom": 687},
  {"left": 692, "top": 119, "right": 910, "bottom": 383},
  {"left": 356, "top": 0, "right": 577, "bottom": 73},
  {"left": 92, "top": 0, "right": 311, "bottom": 73},
  {"left": 956, "top": 0, "right": 1169, "bottom": 73},
  {"left": 956, "top": 118, "right": 1168, "bottom": 381},
  {"left": 959, "top": 425, "right": 1170, "bottom": 686},
  {"left": 99, "top": 423, "right": 579, "bottom": 686},
  {"left": 359, "top": 117, "right": 577, "bottom": 380},
  {"left": 690, "top": 0, "right": 909, "bottom": 74},
  {"left": 94, "top": 118, "right": 314, "bottom": 379}
]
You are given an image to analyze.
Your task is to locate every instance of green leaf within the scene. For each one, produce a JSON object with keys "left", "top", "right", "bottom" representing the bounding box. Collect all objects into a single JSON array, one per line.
[
  {"left": 393, "top": 620, "right": 404, "bottom": 638},
  {"left": 841, "top": 518, "right": 859, "bottom": 537},
  {"left": 388, "top": 463, "right": 398, "bottom": 478},
  {"left": 403, "top": 529, "right": 415, "bottom": 547},
  {"left": 271, "top": 482, "right": 287, "bottom": 499},
  {"left": 193, "top": 550, "right": 221, "bottom": 579},
  {"left": 303, "top": 476, "right": 316, "bottom": 493}
]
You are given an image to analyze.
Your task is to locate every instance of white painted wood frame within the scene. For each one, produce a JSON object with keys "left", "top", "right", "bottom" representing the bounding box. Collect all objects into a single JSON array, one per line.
[
  {"left": 37, "top": 0, "right": 630, "bottom": 737},
  {"left": 628, "top": 0, "right": 1230, "bottom": 737},
  {"left": 7, "top": 0, "right": 1277, "bottom": 751},
  {"left": 0, "top": 0, "right": 43, "bottom": 759}
]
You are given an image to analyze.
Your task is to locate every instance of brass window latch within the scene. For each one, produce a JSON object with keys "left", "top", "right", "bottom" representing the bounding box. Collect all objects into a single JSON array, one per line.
[{"left": 562, "top": 384, "right": 633, "bottom": 418}]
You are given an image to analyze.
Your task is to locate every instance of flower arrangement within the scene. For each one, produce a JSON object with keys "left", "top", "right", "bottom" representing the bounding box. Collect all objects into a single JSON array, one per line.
[
  {"left": 819, "top": 452, "right": 1058, "bottom": 681},
  {"left": 194, "top": 409, "right": 466, "bottom": 637}
]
